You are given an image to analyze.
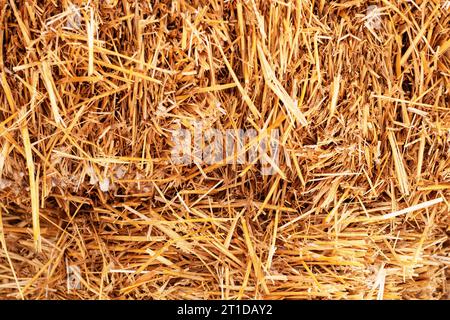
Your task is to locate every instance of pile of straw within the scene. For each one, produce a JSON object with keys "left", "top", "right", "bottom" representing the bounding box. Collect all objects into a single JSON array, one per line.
[{"left": 0, "top": 0, "right": 449, "bottom": 299}]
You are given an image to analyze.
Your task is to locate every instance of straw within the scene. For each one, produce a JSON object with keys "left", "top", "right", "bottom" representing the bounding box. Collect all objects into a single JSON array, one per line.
[{"left": 0, "top": 0, "right": 448, "bottom": 300}]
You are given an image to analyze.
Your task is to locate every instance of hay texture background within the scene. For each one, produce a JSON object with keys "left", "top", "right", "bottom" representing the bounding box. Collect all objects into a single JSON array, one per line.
[{"left": 0, "top": 0, "right": 449, "bottom": 299}]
